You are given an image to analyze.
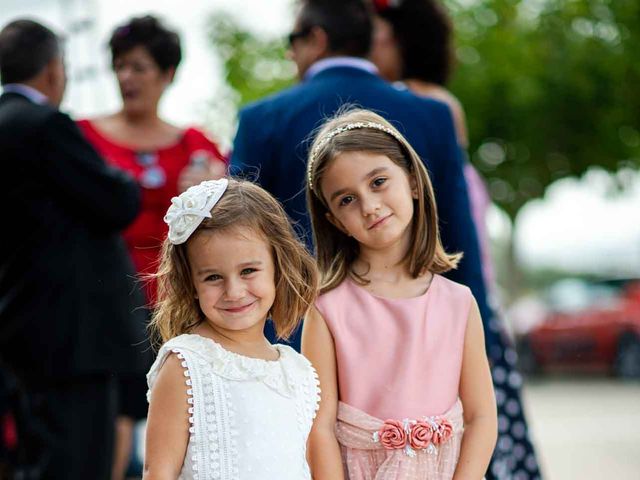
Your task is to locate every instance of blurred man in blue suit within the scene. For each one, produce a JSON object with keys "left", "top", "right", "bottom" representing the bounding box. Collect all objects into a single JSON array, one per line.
[{"left": 231, "top": 0, "right": 494, "bottom": 353}]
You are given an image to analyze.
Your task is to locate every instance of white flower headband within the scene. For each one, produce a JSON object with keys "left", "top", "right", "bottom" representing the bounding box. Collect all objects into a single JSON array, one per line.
[
  {"left": 164, "top": 178, "right": 229, "bottom": 245},
  {"left": 307, "top": 121, "right": 405, "bottom": 192}
]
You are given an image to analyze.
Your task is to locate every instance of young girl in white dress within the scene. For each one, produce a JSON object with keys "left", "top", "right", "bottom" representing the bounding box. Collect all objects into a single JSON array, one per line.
[{"left": 144, "top": 179, "right": 320, "bottom": 479}]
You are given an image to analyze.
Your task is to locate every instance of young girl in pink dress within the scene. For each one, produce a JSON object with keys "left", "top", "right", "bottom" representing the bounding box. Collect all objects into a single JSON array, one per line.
[{"left": 303, "top": 109, "right": 497, "bottom": 479}]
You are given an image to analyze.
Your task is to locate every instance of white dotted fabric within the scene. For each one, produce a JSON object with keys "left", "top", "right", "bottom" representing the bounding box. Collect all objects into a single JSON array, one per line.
[{"left": 147, "top": 334, "right": 320, "bottom": 480}]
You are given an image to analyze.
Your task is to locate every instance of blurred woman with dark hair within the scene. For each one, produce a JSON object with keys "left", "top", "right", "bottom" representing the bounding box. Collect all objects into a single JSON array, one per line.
[
  {"left": 370, "top": 0, "right": 466, "bottom": 144},
  {"left": 77, "top": 15, "right": 226, "bottom": 479},
  {"left": 370, "top": 2, "right": 542, "bottom": 479}
]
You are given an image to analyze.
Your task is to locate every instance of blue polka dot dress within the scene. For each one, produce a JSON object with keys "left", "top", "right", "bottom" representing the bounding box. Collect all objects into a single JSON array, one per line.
[{"left": 485, "top": 318, "right": 542, "bottom": 480}]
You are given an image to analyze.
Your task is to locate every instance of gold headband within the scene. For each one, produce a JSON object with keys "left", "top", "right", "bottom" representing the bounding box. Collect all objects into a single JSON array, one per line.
[{"left": 307, "top": 121, "right": 405, "bottom": 192}]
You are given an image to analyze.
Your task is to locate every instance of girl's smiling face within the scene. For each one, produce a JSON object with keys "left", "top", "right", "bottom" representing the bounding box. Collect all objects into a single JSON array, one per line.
[
  {"left": 320, "top": 150, "right": 417, "bottom": 251},
  {"left": 186, "top": 227, "right": 276, "bottom": 336}
]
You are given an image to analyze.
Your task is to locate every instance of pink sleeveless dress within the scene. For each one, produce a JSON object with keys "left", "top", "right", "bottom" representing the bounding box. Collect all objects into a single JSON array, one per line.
[{"left": 315, "top": 274, "right": 472, "bottom": 479}]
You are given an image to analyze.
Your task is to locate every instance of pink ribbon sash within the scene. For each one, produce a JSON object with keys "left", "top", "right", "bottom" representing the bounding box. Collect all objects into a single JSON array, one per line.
[{"left": 335, "top": 399, "right": 464, "bottom": 479}]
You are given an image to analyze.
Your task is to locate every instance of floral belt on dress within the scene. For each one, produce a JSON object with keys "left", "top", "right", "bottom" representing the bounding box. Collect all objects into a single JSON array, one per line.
[
  {"left": 373, "top": 413, "right": 454, "bottom": 457},
  {"left": 335, "top": 399, "right": 464, "bottom": 480}
]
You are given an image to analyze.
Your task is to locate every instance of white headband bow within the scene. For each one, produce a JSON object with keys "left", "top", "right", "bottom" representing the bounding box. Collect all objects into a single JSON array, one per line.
[{"left": 164, "top": 178, "right": 229, "bottom": 245}]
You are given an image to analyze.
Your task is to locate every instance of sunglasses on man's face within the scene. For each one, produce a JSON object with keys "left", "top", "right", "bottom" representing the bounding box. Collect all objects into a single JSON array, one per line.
[{"left": 287, "top": 26, "right": 312, "bottom": 47}]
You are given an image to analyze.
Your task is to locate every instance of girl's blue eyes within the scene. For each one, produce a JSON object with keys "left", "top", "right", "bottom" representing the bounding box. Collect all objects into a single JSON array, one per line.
[
  {"left": 338, "top": 177, "right": 388, "bottom": 206},
  {"left": 204, "top": 268, "right": 257, "bottom": 281}
]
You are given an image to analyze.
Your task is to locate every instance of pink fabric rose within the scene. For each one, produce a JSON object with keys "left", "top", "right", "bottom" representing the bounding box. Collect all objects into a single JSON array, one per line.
[
  {"left": 377, "top": 419, "right": 407, "bottom": 450},
  {"left": 409, "top": 420, "right": 434, "bottom": 450},
  {"left": 431, "top": 418, "right": 453, "bottom": 445}
]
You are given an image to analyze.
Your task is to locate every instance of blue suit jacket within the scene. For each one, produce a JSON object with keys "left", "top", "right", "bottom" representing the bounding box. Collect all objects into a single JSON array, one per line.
[{"left": 232, "top": 66, "right": 496, "bottom": 352}]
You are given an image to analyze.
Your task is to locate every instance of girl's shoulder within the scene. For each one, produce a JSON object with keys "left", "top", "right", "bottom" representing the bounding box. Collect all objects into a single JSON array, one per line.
[
  {"left": 314, "top": 279, "right": 354, "bottom": 323},
  {"left": 153, "top": 333, "right": 211, "bottom": 361},
  {"left": 275, "top": 344, "right": 318, "bottom": 379},
  {"left": 433, "top": 274, "right": 474, "bottom": 302},
  {"left": 315, "top": 275, "right": 473, "bottom": 321},
  {"left": 146, "top": 334, "right": 209, "bottom": 396},
  {"left": 148, "top": 335, "right": 318, "bottom": 398},
  {"left": 316, "top": 277, "right": 352, "bottom": 303},
  {"left": 316, "top": 274, "right": 470, "bottom": 306},
  {"left": 275, "top": 345, "right": 321, "bottom": 422}
]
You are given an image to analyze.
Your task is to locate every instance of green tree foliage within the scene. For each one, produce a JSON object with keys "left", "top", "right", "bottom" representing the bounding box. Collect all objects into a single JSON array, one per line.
[
  {"left": 447, "top": 0, "right": 640, "bottom": 217},
  {"left": 209, "top": 0, "right": 639, "bottom": 218},
  {"left": 208, "top": 12, "right": 295, "bottom": 107}
]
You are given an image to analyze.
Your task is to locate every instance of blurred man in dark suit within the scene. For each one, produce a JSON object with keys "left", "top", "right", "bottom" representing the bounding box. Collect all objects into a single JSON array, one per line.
[
  {"left": 0, "top": 19, "right": 144, "bottom": 479},
  {"left": 232, "top": 0, "right": 494, "bottom": 354}
]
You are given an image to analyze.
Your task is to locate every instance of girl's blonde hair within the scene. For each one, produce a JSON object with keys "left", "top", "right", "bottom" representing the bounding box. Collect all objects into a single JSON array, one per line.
[
  {"left": 306, "top": 109, "right": 461, "bottom": 293},
  {"left": 150, "top": 179, "right": 318, "bottom": 345}
]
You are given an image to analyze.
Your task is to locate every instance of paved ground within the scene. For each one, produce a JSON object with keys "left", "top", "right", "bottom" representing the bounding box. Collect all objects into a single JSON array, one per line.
[{"left": 521, "top": 376, "right": 640, "bottom": 480}]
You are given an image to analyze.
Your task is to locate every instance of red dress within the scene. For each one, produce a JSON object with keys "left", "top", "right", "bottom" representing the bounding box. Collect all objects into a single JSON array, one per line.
[{"left": 78, "top": 119, "right": 227, "bottom": 303}]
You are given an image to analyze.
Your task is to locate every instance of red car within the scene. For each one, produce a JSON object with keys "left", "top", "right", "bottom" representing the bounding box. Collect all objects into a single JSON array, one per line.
[{"left": 517, "top": 279, "right": 640, "bottom": 379}]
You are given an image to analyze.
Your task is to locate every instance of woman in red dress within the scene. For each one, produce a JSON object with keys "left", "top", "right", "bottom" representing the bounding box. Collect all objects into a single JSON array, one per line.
[{"left": 77, "top": 15, "right": 226, "bottom": 479}]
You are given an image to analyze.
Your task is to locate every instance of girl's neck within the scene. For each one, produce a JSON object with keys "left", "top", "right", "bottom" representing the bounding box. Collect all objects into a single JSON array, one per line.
[
  {"left": 351, "top": 227, "right": 434, "bottom": 298},
  {"left": 354, "top": 228, "right": 412, "bottom": 283},
  {"left": 194, "top": 321, "right": 279, "bottom": 361}
]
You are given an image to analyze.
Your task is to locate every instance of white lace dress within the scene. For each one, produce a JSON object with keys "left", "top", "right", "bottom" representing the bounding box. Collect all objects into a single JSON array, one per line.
[{"left": 147, "top": 334, "right": 320, "bottom": 480}]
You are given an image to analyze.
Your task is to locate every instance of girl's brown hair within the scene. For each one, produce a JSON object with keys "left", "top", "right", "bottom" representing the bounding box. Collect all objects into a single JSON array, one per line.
[
  {"left": 150, "top": 179, "right": 318, "bottom": 345},
  {"left": 306, "top": 109, "right": 460, "bottom": 293}
]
